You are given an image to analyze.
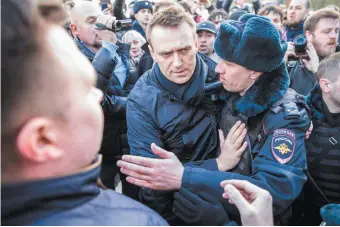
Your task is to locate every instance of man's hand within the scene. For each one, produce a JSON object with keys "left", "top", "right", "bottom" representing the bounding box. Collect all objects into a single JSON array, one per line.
[
  {"left": 302, "top": 42, "right": 319, "bottom": 73},
  {"left": 284, "top": 42, "right": 296, "bottom": 62},
  {"left": 221, "top": 180, "right": 274, "bottom": 226},
  {"left": 216, "top": 121, "right": 248, "bottom": 172},
  {"left": 95, "top": 15, "right": 117, "bottom": 44},
  {"left": 173, "top": 188, "right": 230, "bottom": 226},
  {"left": 117, "top": 143, "right": 184, "bottom": 190}
]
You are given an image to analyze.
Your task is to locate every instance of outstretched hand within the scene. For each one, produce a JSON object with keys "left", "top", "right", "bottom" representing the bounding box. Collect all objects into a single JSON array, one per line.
[{"left": 117, "top": 143, "right": 184, "bottom": 190}]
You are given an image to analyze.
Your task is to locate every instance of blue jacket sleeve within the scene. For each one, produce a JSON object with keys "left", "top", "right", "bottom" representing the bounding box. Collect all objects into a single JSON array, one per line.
[
  {"left": 126, "top": 98, "right": 162, "bottom": 158},
  {"left": 182, "top": 115, "right": 309, "bottom": 216}
]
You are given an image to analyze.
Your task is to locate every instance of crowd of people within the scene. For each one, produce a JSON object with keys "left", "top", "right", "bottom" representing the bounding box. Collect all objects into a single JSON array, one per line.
[{"left": 1, "top": 0, "right": 340, "bottom": 225}]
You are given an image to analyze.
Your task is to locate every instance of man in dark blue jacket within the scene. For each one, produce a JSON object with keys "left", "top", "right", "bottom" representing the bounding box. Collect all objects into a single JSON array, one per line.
[
  {"left": 285, "top": 9, "right": 339, "bottom": 96},
  {"left": 132, "top": 0, "right": 152, "bottom": 39},
  {"left": 69, "top": 1, "right": 139, "bottom": 197},
  {"left": 1, "top": 0, "right": 167, "bottom": 225},
  {"left": 285, "top": 0, "right": 310, "bottom": 42},
  {"left": 292, "top": 53, "right": 340, "bottom": 225},
  {"left": 118, "top": 14, "right": 311, "bottom": 225},
  {"left": 126, "top": 7, "right": 228, "bottom": 225}
]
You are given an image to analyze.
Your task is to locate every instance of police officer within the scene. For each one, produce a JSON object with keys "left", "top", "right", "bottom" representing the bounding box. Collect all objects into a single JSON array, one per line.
[
  {"left": 292, "top": 53, "right": 340, "bottom": 225},
  {"left": 118, "top": 14, "right": 311, "bottom": 225}
]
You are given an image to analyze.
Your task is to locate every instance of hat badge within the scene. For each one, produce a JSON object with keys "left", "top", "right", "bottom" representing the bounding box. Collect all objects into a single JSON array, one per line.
[{"left": 145, "top": 2, "right": 148, "bottom": 5}]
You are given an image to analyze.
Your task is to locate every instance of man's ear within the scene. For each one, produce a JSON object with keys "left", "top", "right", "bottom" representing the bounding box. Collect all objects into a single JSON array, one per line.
[
  {"left": 149, "top": 44, "right": 157, "bottom": 62},
  {"left": 319, "top": 78, "right": 332, "bottom": 93},
  {"left": 16, "top": 118, "right": 64, "bottom": 163},
  {"left": 70, "top": 23, "right": 79, "bottom": 37},
  {"left": 305, "top": 30, "right": 313, "bottom": 42},
  {"left": 250, "top": 71, "right": 262, "bottom": 80}
]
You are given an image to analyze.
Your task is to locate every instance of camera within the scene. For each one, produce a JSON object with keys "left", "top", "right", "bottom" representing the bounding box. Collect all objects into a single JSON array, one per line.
[
  {"left": 95, "top": 19, "right": 132, "bottom": 32},
  {"left": 288, "top": 34, "right": 309, "bottom": 61}
]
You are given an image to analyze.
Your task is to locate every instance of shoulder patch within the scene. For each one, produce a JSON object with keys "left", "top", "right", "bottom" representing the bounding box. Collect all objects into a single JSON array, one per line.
[{"left": 271, "top": 129, "right": 295, "bottom": 164}]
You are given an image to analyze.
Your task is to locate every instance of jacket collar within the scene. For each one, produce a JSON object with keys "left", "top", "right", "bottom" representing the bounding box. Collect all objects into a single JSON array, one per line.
[
  {"left": 74, "top": 36, "right": 96, "bottom": 61},
  {"left": 132, "top": 20, "right": 146, "bottom": 39},
  {"left": 234, "top": 62, "right": 290, "bottom": 117},
  {"left": 1, "top": 155, "right": 102, "bottom": 225}
]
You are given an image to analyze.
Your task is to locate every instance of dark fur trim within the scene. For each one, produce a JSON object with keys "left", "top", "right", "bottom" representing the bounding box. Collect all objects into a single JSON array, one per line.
[{"left": 236, "top": 63, "right": 290, "bottom": 117}]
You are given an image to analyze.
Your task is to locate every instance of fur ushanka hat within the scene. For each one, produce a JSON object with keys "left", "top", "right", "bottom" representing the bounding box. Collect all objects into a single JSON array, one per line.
[{"left": 214, "top": 14, "right": 287, "bottom": 72}]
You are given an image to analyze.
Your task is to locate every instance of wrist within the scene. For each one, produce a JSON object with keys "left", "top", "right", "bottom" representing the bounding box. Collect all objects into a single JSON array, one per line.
[
  {"left": 175, "top": 166, "right": 185, "bottom": 190},
  {"left": 216, "top": 157, "right": 228, "bottom": 172}
]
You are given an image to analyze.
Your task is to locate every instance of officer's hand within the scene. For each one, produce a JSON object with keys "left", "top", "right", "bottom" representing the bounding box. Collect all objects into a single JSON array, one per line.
[
  {"left": 173, "top": 187, "right": 230, "bottom": 226},
  {"left": 284, "top": 42, "right": 296, "bottom": 62},
  {"left": 216, "top": 121, "right": 248, "bottom": 172},
  {"left": 95, "top": 15, "right": 117, "bottom": 44},
  {"left": 117, "top": 143, "right": 184, "bottom": 190},
  {"left": 302, "top": 42, "right": 319, "bottom": 73},
  {"left": 221, "top": 180, "right": 274, "bottom": 226}
]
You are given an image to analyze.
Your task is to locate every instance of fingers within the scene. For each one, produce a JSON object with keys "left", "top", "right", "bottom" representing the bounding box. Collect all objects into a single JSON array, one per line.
[
  {"left": 223, "top": 184, "right": 249, "bottom": 210},
  {"left": 226, "top": 121, "right": 242, "bottom": 140},
  {"left": 117, "top": 160, "right": 155, "bottom": 177},
  {"left": 119, "top": 166, "right": 153, "bottom": 181},
  {"left": 151, "top": 143, "right": 173, "bottom": 159},
  {"left": 221, "top": 180, "right": 257, "bottom": 193},
  {"left": 120, "top": 154, "right": 156, "bottom": 167},
  {"left": 174, "top": 191, "right": 195, "bottom": 211},
  {"left": 125, "top": 177, "right": 157, "bottom": 189},
  {"left": 236, "top": 141, "right": 248, "bottom": 157},
  {"left": 231, "top": 123, "right": 246, "bottom": 143},
  {"left": 234, "top": 128, "right": 247, "bottom": 147},
  {"left": 218, "top": 129, "right": 225, "bottom": 148},
  {"left": 177, "top": 187, "right": 201, "bottom": 205}
]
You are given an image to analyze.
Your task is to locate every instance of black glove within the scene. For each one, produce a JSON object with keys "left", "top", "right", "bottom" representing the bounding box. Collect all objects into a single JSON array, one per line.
[{"left": 173, "top": 187, "right": 230, "bottom": 226}]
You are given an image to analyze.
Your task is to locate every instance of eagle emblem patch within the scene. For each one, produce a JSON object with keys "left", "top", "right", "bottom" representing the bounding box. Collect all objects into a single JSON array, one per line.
[{"left": 271, "top": 129, "right": 295, "bottom": 164}]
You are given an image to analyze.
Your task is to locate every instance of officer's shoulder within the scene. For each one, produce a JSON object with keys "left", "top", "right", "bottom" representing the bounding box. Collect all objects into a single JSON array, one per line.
[{"left": 264, "top": 88, "right": 310, "bottom": 130}]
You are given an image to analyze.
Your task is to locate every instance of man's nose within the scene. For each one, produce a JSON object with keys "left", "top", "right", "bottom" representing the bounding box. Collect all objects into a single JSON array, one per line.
[{"left": 173, "top": 52, "right": 183, "bottom": 68}]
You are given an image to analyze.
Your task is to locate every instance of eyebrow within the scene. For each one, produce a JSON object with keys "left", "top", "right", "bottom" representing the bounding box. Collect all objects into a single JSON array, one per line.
[{"left": 158, "top": 45, "right": 192, "bottom": 55}]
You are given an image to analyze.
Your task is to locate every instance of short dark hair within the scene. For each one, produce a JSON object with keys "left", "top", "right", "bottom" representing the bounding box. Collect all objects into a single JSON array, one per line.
[
  {"left": 1, "top": 0, "right": 48, "bottom": 164},
  {"left": 304, "top": 9, "right": 340, "bottom": 33},
  {"left": 208, "top": 9, "right": 228, "bottom": 22},
  {"left": 146, "top": 6, "right": 195, "bottom": 46},
  {"left": 317, "top": 52, "right": 340, "bottom": 82},
  {"left": 258, "top": 5, "right": 284, "bottom": 22}
]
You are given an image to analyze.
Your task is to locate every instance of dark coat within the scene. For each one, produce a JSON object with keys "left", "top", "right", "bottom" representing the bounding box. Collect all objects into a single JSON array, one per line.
[
  {"left": 75, "top": 37, "right": 139, "bottom": 189},
  {"left": 127, "top": 54, "right": 221, "bottom": 224},
  {"left": 292, "top": 85, "right": 340, "bottom": 225},
  {"left": 288, "top": 47, "right": 340, "bottom": 96},
  {"left": 1, "top": 156, "right": 168, "bottom": 226},
  {"left": 285, "top": 21, "right": 305, "bottom": 42},
  {"left": 181, "top": 63, "right": 311, "bottom": 225},
  {"left": 288, "top": 60, "right": 317, "bottom": 96},
  {"left": 132, "top": 20, "right": 146, "bottom": 39}
]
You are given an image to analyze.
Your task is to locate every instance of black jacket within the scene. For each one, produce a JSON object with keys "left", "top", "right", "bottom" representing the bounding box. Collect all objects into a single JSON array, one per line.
[
  {"left": 127, "top": 54, "right": 221, "bottom": 224},
  {"left": 76, "top": 37, "right": 139, "bottom": 189},
  {"left": 288, "top": 47, "right": 340, "bottom": 96}
]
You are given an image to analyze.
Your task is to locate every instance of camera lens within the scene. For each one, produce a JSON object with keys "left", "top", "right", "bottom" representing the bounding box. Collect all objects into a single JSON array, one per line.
[{"left": 293, "top": 34, "right": 307, "bottom": 54}]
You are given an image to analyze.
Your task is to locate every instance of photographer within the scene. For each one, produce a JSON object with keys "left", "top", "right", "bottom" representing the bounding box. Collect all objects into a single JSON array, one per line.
[
  {"left": 286, "top": 9, "right": 339, "bottom": 96},
  {"left": 70, "top": 1, "right": 139, "bottom": 197}
]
